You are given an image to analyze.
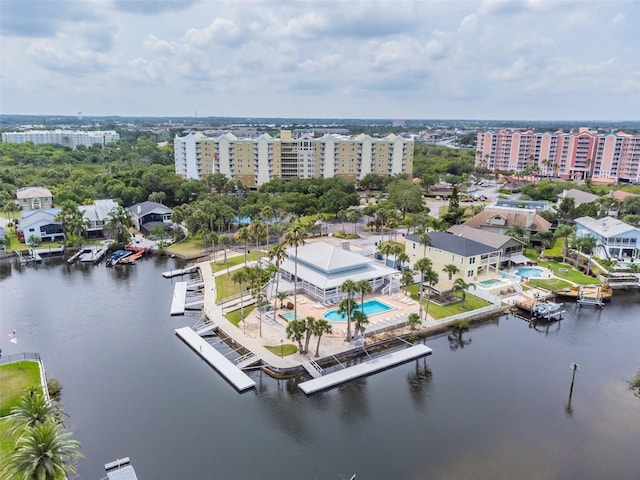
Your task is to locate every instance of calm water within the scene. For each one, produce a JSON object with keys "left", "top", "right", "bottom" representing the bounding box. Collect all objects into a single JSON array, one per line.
[{"left": 1, "top": 256, "right": 639, "bottom": 480}]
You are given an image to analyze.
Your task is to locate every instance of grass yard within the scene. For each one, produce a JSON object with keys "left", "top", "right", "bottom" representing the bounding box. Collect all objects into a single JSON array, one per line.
[
  {"left": 544, "top": 237, "right": 565, "bottom": 257},
  {"left": 406, "top": 285, "right": 492, "bottom": 320},
  {"left": 215, "top": 271, "right": 247, "bottom": 301},
  {"left": 265, "top": 344, "right": 298, "bottom": 356},
  {"left": 165, "top": 235, "right": 207, "bottom": 257},
  {"left": 224, "top": 305, "right": 256, "bottom": 327},
  {"left": 538, "top": 261, "right": 601, "bottom": 285},
  {"left": 528, "top": 278, "right": 574, "bottom": 291},
  {"left": 0, "top": 360, "right": 43, "bottom": 417},
  {"left": 210, "top": 251, "right": 260, "bottom": 273}
]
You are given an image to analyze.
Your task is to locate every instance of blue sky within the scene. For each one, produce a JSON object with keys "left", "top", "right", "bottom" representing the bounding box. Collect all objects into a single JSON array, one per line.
[{"left": 1, "top": 0, "right": 638, "bottom": 120}]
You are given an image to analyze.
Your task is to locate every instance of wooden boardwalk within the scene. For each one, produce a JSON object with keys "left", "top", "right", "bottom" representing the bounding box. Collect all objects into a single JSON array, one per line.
[
  {"left": 175, "top": 327, "right": 256, "bottom": 392},
  {"left": 298, "top": 344, "right": 432, "bottom": 395}
]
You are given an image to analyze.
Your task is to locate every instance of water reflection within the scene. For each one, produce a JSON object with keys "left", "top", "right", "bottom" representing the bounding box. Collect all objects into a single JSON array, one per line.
[{"left": 407, "top": 357, "right": 432, "bottom": 411}]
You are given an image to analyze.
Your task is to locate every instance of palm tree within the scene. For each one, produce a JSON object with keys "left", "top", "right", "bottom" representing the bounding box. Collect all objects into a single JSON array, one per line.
[
  {"left": 397, "top": 252, "right": 410, "bottom": 273},
  {"left": 248, "top": 220, "right": 268, "bottom": 257},
  {"left": 268, "top": 242, "right": 288, "bottom": 315},
  {"left": 105, "top": 206, "right": 132, "bottom": 244},
  {"left": 1, "top": 421, "right": 82, "bottom": 480},
  {"left": 219, "top": 234, "right": 232, "bottom": 276},
  {"left": 231, "top": 269, "right": 249, "bottom": 329},
  {"left": 285, "top": 318, "right": 307, "bottom": 352},
  {"left": 283, "top": 225, "right": 306, "bottom": 321},
  {"left": 414, "top": 257, "right": 432, "bottom": 320},
  {"left": 379, "top": 241, "right": 394, "bottom": 264},
  {"left": 347, "top": 209, "right": 361, "bottom": 235},
  {"left": 422, "top": 268, "right": 439, "bottom": 321},
  {"left": 554, "top": 224, "right": 575, "bottom": 264},
  {"left": 302, "top": 316, "right": 317, "bottom": 354},
  {"left": 453, "top": 278, "right": 473, "bottom": 309},
  {"left": 310, "top": 318, "right": 333, "bottom": 357},
  {"left": 506, "top": 223, "right": 526, "bottom": 242},
  {"left": 443, "top": 264, "right": 459, "bottom": 281},
  {"left": 7, "top": 389, "right": 62, "bottom": 436},
  {"left": 418, "top": 232, "right": 431, "bottom": 257},
  {"left": 340, "top": 279, "right": 358, "bottom": 341},
  {"left": 235, "top": 226, "right": 252, "bottom": 266},
  {"left": 352, "top": 310, "right": 369, "bottom": 338},
  {"left": 355, "top": 279, "right": 372, "bottom": 314},
  {"left": 408, "top": 312, "right": 421, "bottom": 330},
  {"left": 276, "top": 291, "right": 288, "bottom": 309}
]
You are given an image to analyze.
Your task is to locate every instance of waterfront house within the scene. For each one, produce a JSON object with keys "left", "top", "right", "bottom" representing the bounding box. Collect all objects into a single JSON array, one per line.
[
  {"left": 79, "top": 199, "right": 120, "bottom": 239},
  {"left": 448, "top": 225, "right": 528, "bottom": 266},
  {"left": 128, "top": 201, "right": 172, "bottom": 235},
  {"left": 277, "top": 241, "right": 399, "bottom": 304},
  {"left": 463, "top": 205, "right": 551, "bottom": 238},
  {"left": 18, "top": 208, "right": 64, "bottom": 243},
  {"left": 16, "top": 186, "right": 54, "bottom": 211},
  {"left": 574, "top": 216, "right": 640, "bottom": 261},
  {"left": 556, "top": 188, "right": 600, "bottom": 207},
  {"left": 405, "top": 231, "right": 501, "bottom": 290}
]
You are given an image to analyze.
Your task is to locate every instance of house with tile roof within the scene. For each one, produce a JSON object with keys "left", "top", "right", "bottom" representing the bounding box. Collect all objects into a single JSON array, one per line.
[
  {"left": 16, "top": 186, "right": 54, "bottom": 211},
  {"left": 278, "top": 241, "right": 399, "bottom": 303},
  {"left": 574, "top": 216, "right": 640, "bottom": 261},
  {"left": 463, "top": 206, "right": 551, "bottom": 237}
]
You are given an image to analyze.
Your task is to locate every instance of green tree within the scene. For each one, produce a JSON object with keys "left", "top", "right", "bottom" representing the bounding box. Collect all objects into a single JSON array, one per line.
[
  {"left": 415, "top": 257, "right": 432, "bottom": 321},
  {"left": 408, "top": 312, "right": 421, "bottom": 330},
  {"left": 283, "top": 224, "right": 306, "bottom": 321},
  {"left": 302, "top": 316, "right": 317, "bottom": 354},
  {"left": 453, "top": 278, "right": 474, "bottom": 309},
  {"left": 310, "top": 318, "right": 333, "bottom": 357},
  {"left": 231, "top": 269, "right": 249, "bottom": 328},
  {"left": 7, "top": 389, "right": 62, "bottom": 436},
  {"left": 352, "top": 309, "right": 369, "bottom": 338},
  {"left": 443, "top": 264, "right": 459, "bottom": 281},
  {"left": 268, "top": 242, "right": 288, "bottom": 314},
  {"left": 340, "top": 279, "right": 358, "bottom": 341},
  {"left": 286, "top": 318, "right": 307, "bottom": 352},
  {"left": 234, "top": 226, "right": 252, "bottom": 266},
  {"left": 105, "top": 205, "right": 132, "bottom": 244},
  {"left": 388, "top": 179, "right": 423, "bottom": 219},
  {"left": 1, "top": 421, "right": 82, "bottom": 480},
  {"left": 422, "top": 268, "right": 439, "bottom": 321}
]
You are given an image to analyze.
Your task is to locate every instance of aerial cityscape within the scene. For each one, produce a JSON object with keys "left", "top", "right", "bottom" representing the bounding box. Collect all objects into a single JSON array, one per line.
[{"left": 1, "top": 1, "right": 639, "bottom": 480}]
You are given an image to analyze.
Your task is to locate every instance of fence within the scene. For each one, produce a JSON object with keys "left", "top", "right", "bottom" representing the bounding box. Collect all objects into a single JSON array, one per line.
[{"left": 0, "top": 352, "right": 50, "bottom": 402}]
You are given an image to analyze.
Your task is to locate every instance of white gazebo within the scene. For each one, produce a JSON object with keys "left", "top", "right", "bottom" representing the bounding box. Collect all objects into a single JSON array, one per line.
[{"left": 278, "top": 241, "right": 400, "bottom": 304}]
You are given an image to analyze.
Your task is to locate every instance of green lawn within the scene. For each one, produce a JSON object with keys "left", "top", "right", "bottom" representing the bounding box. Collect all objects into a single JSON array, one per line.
[
  {"left": 0, "top": 361, "right": 43, "bottom": 417},
  {"left": 406, "top": 285, "right": 492, "bottom": 320},
  {"left": 164, "top": 235, "right": 207, "bottom": 257},
  {"left": 265, "top": 344, "right": 298, "bottom": 356},
  {"left": 528, "top": 278, "right": 574, "bottom": 291},
  {"left": 215, "top": 270, "right": 248, "bottom": 301},
  {"left": 224, "top": 305, "right": 256, "bottom": 327},
  {"left": 210, "top": 251, "right": 260, "bottom": 273},
  {"left": 544, "top": 237, "right": 565, "bottom": 257},
  {"left": 537, "top": 261, "right": 601, "bottom": 285}
]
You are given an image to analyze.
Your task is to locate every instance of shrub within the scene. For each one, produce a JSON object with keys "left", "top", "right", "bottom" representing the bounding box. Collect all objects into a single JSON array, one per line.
[
  {"left": 631, "top": 368, "right": 640, "bottom": 393},
  {"left": 47, "top": 378, "right": 62, "bottom": 400}
]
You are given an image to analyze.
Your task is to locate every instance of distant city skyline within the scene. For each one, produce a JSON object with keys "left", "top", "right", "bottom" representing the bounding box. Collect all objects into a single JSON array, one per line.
[{"left": 1, "top": 1, "right": 638, "bottom": 120}]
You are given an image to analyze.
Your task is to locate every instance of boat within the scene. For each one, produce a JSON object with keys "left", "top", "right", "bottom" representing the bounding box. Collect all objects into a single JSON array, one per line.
[
  {"left": 532, "top": 300, "right": 563, "bottom": 319},
  {"left": 555, "top": 284, "right": 613, "bottom": 301},
  {"left": 106, "top": 250, "right": 132, "bottom": 267}
]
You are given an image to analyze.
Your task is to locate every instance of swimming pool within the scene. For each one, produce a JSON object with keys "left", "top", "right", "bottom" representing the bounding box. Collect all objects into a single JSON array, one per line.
[
  {"left": 280, "top": 312, "right": 304, "bottom": 322},
  {"left": 478, "top": 278, "right": 503, "bottom": 287},
  {"left": 515, "top": 267, "right": 543, "bottom": 278},
  {"left": 323, "top": 299, "right": 394, "bottom": 322}
]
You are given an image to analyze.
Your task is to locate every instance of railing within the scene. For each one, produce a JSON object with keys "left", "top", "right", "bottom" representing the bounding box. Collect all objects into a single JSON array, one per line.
[{"left": 0, "top": 352, "right": 50, "bottom": 402}]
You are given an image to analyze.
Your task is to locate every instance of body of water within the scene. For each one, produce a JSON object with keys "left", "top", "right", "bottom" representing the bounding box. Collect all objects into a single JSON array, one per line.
[{"left": 1, "top": 256, "right": 639, "bottom": 479}]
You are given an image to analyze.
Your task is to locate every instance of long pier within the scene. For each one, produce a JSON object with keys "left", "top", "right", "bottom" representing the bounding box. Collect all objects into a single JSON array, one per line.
[
  {"left": 174, "top": 327, "right": 256, "bottom": 392},
  {"left": 298, "top": 344, "right": 432, "bottom": 395},
  {"left": 162, "top": 265, "right": 198, "bottom": 278}
]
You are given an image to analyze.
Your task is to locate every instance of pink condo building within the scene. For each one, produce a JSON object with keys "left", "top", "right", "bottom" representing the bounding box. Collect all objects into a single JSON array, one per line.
[{"left": 476, "top": 128, "right": 640, "bottom": 184}]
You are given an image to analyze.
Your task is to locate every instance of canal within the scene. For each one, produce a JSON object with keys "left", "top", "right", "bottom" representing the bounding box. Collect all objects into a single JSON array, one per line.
[{"left": 1, "top": 256, "right": 639, "bottom": 479}]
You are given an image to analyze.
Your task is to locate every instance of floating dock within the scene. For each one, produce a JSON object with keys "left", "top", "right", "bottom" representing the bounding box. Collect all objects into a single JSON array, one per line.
[
  {"left": 162, "top": 264, "right": 198, "bottom": 278},
  {"left": 105, "top": 457, "right": 138, "bottom": 480},
  {"left": 175, "top": 327, "right": 256, "bottom": 392},
  {"left": 298, "top": 344, "right": 432, "bottom": 395},
  {"left": 170, "top": 282, "right": 188, "bottom": 315}
]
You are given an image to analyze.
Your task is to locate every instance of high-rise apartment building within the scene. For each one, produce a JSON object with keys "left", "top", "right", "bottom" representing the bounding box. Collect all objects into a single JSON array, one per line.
[
  {"left": 1, "top": 130, "right": 120, "bottom": 149},
  {"left": 174, "top": 130, "right": 414, "bottom": 187},
  {"left": 476, "top": 129, "right": 640, "bottom": 184}
]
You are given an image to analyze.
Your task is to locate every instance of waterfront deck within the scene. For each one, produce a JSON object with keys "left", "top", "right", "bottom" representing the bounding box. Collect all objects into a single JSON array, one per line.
[
  {"left": 174, "top": 326, "right": 256, "bottom": 392},
  {"left": 170, "top": 282, "right": 188, "bottom": 315},
  {"left": 162, "top": 264, "right": 198, "bottom": 278},
  {"left": 298, "top": 344, "right": 432, "bottom": 395}
]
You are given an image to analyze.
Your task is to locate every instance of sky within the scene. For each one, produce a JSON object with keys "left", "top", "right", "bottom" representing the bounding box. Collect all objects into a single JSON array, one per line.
[{"left": 1, "top": 0, "right": 639, "bottom": 120}]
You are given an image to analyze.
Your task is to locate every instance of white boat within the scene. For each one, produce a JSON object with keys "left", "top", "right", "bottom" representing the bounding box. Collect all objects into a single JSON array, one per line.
[{"left": 532, "top": 301, "right": 563, "bottom": 319}]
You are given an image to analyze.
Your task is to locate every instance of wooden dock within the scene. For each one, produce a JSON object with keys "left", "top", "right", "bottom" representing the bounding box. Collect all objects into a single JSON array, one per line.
[
  {"left": 170, "top": 282, "right": 188, "bottom": 315},
  {"left": 298, "top": 344, "right": 432, "bottom": 395},
  {"left": 174, "top": 327, "right": 256, "bottom": 392}
]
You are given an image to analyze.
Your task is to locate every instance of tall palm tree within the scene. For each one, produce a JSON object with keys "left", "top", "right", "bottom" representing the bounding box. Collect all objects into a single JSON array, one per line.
[
  {"left": 554, "top": 224, "right": 575, "bottom": 264},
  {"left": 1, "top": 421, "right": 82, "bottom": 480},
  {"left": 414, "top": 257, "right": 432, "bottom": 320},
  {"left": 352, "top": 310, "right": 369, "bottom": 338},
  {"left": 340, "top": 279, "right": 358, "bottom": 341},
  {"left": 248, "top": 220, "right": 268, "bottom": 257},
  {"left": 379, "top": 241, "right": 394, "bottom": 264},
  {"left": 355, "top": 279, "right": 372, "bottom": 314},
  {"left": 303, "top": 316, "right": 317, "bottom": 354},
  {"left": 310, "top": 318, "right": 333, "bottom": 357},
  {"left": 234, "top": 226, "right": 252, "bottom": 266},
  {"left": 418, "top": 232, "right": 431, "bottom": 257},
  {"left": 422, "top": 268, "right": 439, "bottom": 321},
  {"left": 408, "top": 312, "right": 421, "bottom": 330},
  {"left": 443, "top": 264, "right": 459, "bottom": 281},
  {"left": 283, "top": 225, "right": 306, "bottom": 321},
  {"left": 285, "top": 318, "right": 306, "bottom": 352},
  {"left": 105, "top": 206, "right": 132, "bottom": 244},
  {"left": 268, "top": 242, "right": 288, "bottom": 315},
  {"left": 453, "top": 278, "right": 474, "bottom": 309},
  {"left": 397, "top": 252, "right": 410, "bottom": 273},
  {"left": 219, "top": 234, "right": 232, "bottom": 276},
  {"left": 231, "top": 269, "right": 249, "bottom": 329}
]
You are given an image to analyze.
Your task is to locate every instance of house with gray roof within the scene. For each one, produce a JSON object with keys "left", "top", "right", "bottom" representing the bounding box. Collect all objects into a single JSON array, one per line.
[
  {"left": 557, "top": 188, "right": 600, "bottom": 207},
  {"left": 448, "top": 225, "right": 528, "bottom": 266},
  {"left": 128, "top": 201, "right": 172, "bottom": 235},
  {"left": 574, "top": 216, "right": 640, "bottom": 261},
  {"left": 405, "top": 232, "right": 501, "bottom": 288},
  {"left": 278, "top": 241, "right": 399, "bottom": 303},
  {"left": 79, "top": 199, "right": 119, "bottom": 238},
  {"left": 18, "top": 208, "right": 64, "bottom": 243}
]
